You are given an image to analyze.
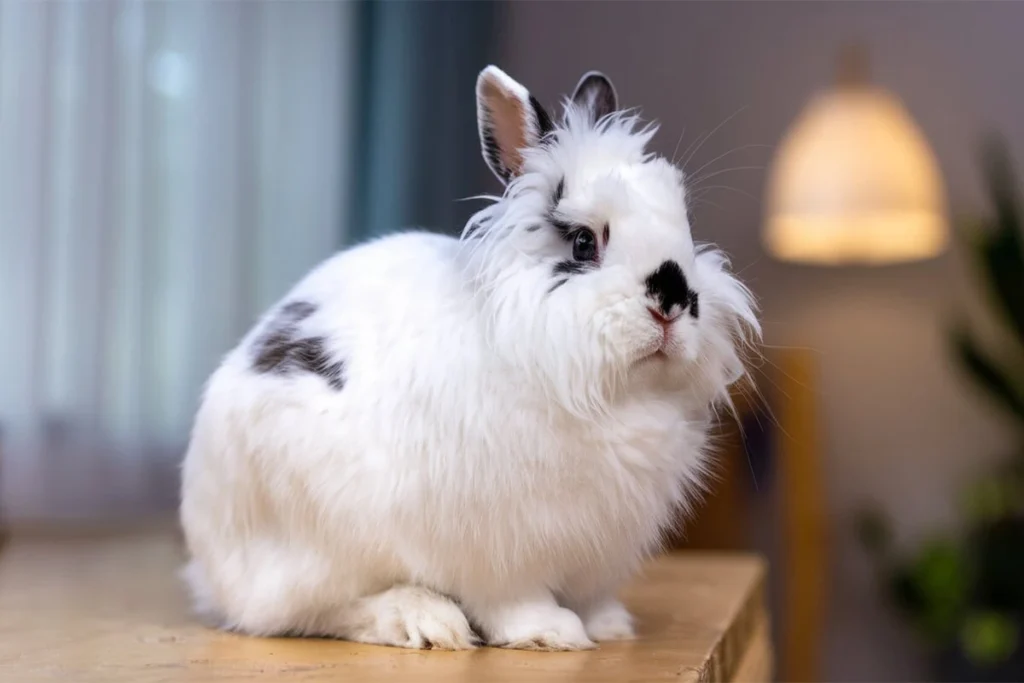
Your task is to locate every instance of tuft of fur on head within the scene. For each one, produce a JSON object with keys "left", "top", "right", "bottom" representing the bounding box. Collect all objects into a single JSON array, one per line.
[{"left": 462, "top": 66, "right": 760, "bottom": 420}]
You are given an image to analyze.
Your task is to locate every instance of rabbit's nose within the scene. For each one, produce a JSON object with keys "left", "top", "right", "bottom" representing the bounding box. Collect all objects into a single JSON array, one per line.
[
  {"left": 647, "top": 307, "right": 681, "bottom": 327},
  {"left": 644, "top": 260, "right": 690, "bottom": 318}
]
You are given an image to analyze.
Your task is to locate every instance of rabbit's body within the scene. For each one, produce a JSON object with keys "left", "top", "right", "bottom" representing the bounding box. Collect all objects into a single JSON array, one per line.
[{"left": 180, "top": 67, "right": 758, "bottom": 651}]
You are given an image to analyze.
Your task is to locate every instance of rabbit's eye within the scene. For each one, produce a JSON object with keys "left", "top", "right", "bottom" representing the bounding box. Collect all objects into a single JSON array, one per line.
[{"left": 572, "top": 229, "right": 598, "bottom": 262}]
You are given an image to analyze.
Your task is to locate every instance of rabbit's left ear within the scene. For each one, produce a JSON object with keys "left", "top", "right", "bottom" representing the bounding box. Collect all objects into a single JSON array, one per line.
[
  {"left": 476, "top": 66, "right": 553, "bottom": 185},
  {"left": 571, "top": 71, "right": 618, "bottom": 123}
]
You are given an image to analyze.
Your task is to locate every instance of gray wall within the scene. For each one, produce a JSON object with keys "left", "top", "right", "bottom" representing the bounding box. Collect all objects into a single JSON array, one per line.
[{"left": 500, "top": 2, "right": 1024, "bottom": 680}]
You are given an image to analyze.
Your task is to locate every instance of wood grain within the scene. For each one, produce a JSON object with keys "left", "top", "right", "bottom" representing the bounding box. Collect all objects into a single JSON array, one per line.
[{"left": 0, "top": 528, "right": 771, "bottom": 682}]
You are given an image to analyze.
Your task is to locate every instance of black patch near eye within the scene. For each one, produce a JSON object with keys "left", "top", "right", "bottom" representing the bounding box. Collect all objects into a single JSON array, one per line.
[
  {"left": 252, "top": 301, "right": 346, "bottom": 390},
  {"left": 689, "top": 291, "right": 700, "bottom": 319},
  {"left": 548, "top": 278, "right": 568, "bottom": 293},
  {"left": 553, "top": 260, "right": 589, "bottom": 276},
  {"left": 551, "top": 218, "right": 574, "bottom": 241},
  {"left": 553, "top": 177, "right": 564, "bottom": 206},
  {"left": 603, "top": 223, "right": 610, "bottom": 245}
]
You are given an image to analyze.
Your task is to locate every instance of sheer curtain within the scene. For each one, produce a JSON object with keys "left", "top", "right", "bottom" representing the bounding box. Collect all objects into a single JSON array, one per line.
[{"left": 0, "top": 1, "right": 357, "bottom": 521}]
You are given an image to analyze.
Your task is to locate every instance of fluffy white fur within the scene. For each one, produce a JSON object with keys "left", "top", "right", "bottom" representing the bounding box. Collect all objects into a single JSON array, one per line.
[{"left": 179, "top": 65, "right": 759, "bottom": 651}]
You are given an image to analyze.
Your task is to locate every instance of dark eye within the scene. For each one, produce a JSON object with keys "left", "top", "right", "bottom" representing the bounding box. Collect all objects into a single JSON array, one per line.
[{"left": 572, "top": 229, "right": 598, "bottom": 262}]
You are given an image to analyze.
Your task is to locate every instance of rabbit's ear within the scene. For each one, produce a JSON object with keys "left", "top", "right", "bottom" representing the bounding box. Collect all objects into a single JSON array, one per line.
[
  {"left": 571, "top": 71, "right": 618, "bottom": 124},
  {"left": 476, "top": 66, "right": 553, "bottom": 185}
]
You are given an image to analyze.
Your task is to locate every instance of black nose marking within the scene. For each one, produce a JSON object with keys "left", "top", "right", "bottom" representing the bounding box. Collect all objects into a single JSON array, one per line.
[{"left": 645, "top": 260, "right": 691, "bottom": 316}]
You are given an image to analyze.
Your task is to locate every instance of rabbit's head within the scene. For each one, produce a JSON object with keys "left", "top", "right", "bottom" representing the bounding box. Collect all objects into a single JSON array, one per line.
[{"left": 462, "top": 66, "right": 759, "bottom": 415}]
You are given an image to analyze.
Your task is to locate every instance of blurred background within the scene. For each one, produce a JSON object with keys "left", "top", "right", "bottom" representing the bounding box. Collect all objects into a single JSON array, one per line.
[{"left": 3, "top": 1, "right": 1024, "bottom": 681}]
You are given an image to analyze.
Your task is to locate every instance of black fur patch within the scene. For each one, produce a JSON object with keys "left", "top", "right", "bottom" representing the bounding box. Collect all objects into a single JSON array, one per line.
[
  {"left": 550, "top": 218, "right": 574, "bottom": 241},
  {"left": 552, "top": 177, "right": 564, "bottom": 206},
  {"left": 644, "top": 260, "right": 691, "bottom": 316},
  {"left": 602, "top": 223, "right": 610, "bottom": 245},
  {"left": 530, "top": 95, "right": 554, "bottom": 139},
  {"left": 554, "top": 260, "right": 590, "bottom": 276},
  {"left": 549, "top": 278, "right": 569, "bottom": 293},
  {"left": 252, "top": 302, "right": 346, "bottom": 390},
  {"left": 689, "top": 291, "right": 700, "bottom": 319}
]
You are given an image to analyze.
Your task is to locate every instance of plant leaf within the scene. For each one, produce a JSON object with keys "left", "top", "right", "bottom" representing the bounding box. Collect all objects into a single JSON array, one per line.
[
  {"left": 951, "top": 326, "right": 1024, "bottom": 424},
  {"left": 973, "top": 140, "right": 1024, "bottom": 346}
]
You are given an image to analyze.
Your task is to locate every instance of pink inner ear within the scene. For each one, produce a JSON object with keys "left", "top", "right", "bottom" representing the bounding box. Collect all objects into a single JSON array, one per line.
[{"left": 481, "top": 79, "right": 529, "bottom": 177}]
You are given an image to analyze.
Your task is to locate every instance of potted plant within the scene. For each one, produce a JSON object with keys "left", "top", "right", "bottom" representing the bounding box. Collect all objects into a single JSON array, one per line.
[{"left": 857, "top": 140, "right": 1024, "bottom": 682}]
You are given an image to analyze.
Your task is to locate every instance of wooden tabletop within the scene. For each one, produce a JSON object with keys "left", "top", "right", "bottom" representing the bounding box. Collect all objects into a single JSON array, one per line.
[{"left": 0, "top": 526, "right": 770, "bottom": 682}]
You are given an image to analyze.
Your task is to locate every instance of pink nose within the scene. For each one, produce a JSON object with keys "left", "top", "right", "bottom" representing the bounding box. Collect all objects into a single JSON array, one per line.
[{"left": 647, "top": 307, "right": 681, "bottom": 326}]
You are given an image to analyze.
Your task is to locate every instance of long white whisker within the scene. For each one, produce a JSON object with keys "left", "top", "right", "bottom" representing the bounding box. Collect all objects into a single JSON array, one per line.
[
  {"left": 681, "top": 105, "right": 749, "bottom": 170},
  {"left": 689, "top": 185, "right": 759, "bottom": 203},
  {"left": 690, "top": 165, "right": 764, "bottom": 186},
  {"left": 686, "top": 143, "right": 769, "bottom": 183}
]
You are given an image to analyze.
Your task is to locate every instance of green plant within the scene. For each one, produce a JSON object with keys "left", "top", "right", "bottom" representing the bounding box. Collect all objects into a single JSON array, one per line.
[{"left": 858, "top": 141, "right": 1024, "bottom": 678}]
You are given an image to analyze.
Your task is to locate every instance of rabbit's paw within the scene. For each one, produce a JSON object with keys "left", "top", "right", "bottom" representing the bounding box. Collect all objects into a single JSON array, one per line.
[
  {"left": 475, "top": 601, "right": 597, "bottom": 651},
  {"left": 581, "top": 599, "right": 636, "bottom": 641},
  {"left": 343, "top": 585, "right": 478, "bottom": 650}
]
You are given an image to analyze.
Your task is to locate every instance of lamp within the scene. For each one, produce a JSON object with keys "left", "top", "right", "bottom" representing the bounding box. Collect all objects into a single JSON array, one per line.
[{"left": 764, "top": 45, "right": 948, "bottom": 265}]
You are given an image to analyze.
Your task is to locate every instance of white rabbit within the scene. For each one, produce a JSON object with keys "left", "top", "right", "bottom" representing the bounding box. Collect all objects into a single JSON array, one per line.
[{"left": 179, "top": 65, "right": 759, "bottom": 652}]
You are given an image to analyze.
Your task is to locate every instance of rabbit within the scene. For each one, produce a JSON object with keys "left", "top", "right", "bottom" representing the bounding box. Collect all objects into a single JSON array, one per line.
[{"left": 178, "top": 65, "right": 759, "bottom": 652}]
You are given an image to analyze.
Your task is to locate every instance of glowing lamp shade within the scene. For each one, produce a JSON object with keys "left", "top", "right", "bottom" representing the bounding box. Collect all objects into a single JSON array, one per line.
[{"left": 764, "top": 58, "right": 948, "bottom": 265}]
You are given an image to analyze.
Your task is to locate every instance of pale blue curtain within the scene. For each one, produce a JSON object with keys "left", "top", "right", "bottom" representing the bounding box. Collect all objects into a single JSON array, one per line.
[
  {"left": 0, "top": 0, "right": 358, "bottom": 521},
  {"left": 348, "top": 0, "right": 499, "bottom": 242}
]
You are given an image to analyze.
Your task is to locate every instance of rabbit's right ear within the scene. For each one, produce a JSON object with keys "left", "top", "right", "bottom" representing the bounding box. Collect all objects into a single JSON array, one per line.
[{"left": 476, "top": 66, "right": 553, "bottom": 185}]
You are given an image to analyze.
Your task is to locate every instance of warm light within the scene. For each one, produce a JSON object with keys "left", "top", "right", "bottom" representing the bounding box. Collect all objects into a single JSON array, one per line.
[{"left": 764, "top": 49, "right": 948, "bottom": 265}]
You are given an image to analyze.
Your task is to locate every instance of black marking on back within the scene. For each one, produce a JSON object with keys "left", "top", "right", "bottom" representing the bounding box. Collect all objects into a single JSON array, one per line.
[
  {"left": 252, "top": 301, "right": 346, "bottom": 390},
  {"left": 287, "top": 336, "right": 346, "bottom": 390},
  {"left": 644, "top": 260, "right": 691, "bottom": 316}
]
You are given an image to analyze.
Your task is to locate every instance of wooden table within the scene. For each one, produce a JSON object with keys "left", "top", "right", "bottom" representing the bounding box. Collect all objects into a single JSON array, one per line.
[{"left": 0, "top": 526, "right": 771, "bottom": 682}]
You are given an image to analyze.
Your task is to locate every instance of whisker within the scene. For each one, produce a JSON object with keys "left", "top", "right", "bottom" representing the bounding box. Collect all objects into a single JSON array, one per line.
[
  {"left": 735, "top": 257, "right": 762, "bottom": 276},
  {"left": 689, "top": 197, "right": 727, "bottom": 213},
  {"left": 686, "top": 143, "right": 770, "bottom": 183},
  {"left": 670, "top": 125, "right": 688, "bottom": 166},
  {"left": 681, "top": 105, "right": 749, "bottom": 170},
  {"left": 760, "top": 342, "right": 824, "bottom": 355},
  {"left": 690, "top": 184, "right": 759, "bottom": 203},
  {"left": 690, "top": 165, "right": 765, "bottom": 186}
]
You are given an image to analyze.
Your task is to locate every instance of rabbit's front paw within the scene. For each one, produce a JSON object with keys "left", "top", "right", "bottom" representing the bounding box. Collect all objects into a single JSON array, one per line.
[
  {"left": 581, "top": 599, "right": 636, "bottom": 641},
  {"left": 475, "top": 601, "right": 596, "bottom": 651},
  {"left": 342, "top": 585, "right": 478, "bottom": 650}
]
